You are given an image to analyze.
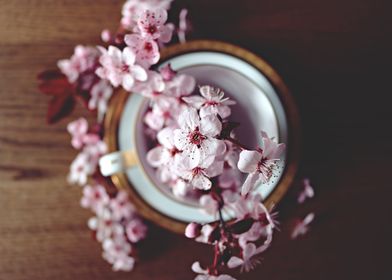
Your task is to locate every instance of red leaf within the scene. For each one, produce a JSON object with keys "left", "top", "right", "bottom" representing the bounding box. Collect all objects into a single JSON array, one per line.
[
  {"left": 37, "top": 70, "right": 75, "bottom": 97},
  {"left": 227, "top": 218, "right": 255, "bottom": 234},
  {"left": 47, "top": 95, "right": 76, "bottom": 124}
]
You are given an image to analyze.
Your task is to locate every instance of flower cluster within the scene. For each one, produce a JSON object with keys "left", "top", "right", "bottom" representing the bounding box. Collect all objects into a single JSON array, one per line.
[
  {"left": 37, "top": 0, "right": 293, "bottom": 278},
  {"left": 82, "top": 186, "right": 147, "bottom": 271}
]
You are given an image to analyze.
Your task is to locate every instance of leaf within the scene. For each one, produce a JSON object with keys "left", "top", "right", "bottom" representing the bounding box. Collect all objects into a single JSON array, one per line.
[
  {"left": 47, "top": 95, "right": 76, "bottom": 124},
  {"left": 37, "top": 70, "right": 75, "bottom": 97},
  {"left": 219, "top": 121, "right": 240, "bottom": 139},
  {"left": 227, "top": 218, "right": 254, "bottom": 235}
]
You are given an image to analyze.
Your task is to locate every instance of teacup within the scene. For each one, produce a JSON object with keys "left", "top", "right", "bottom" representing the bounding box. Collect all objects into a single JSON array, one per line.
[{"left": 99, "top": 40, "right": 300, "bottom": 233}]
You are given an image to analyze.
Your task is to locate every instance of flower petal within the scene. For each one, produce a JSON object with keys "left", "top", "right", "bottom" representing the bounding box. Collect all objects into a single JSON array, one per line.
[
  {"left": 241, "top": 172, "right": 262, "bottom": 196},
  {"left": 238, "top": 150, "right": 262, "bottom": 173},
  {"left": 200, "top": 114, "right": 222, "bottom": 137},
  {"left": 227, "top": 256, "right": 244, "bottom": 269}
]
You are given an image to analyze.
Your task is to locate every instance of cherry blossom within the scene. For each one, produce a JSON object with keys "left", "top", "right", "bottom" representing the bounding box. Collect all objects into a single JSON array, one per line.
[
  {"left": 109, "top": 191, "right": 135, "bottom": 221},
  {"left": 183, "top": 85, "right": 236, "bottom": 118},
  {"left": 195, "top": 224, "right": 214, "bottom": 244},
  {"left": 124, "top": 34, "right": 160, "bottom": 68},
  {"left": 121, "top": 0, "right": 173, "bottom": 30},
  {"left": 147, "top": 127, "right": 181, "bottom": 183},
  {"left": 88, "top": 207, "right": 121, "bottom": 242},
  {"left": 58, "top": 45, "right": 99, "bottom": 83},
  {"left": 174, "top": 108, "right": 225, "bottom": 169},
  {"left": 67, "top": 118, "right": 99, "bottom": 149},
  {"left": 95, "top": 46, "right": 147, "bottom": 91},
  {"left": 177, "top": 9, "right": 189, "bottom": 43},
  {"left": 102, "top": 237, "right": 135, "bottom": 271},
  {"left": 177, "top": 156, "right": 224, "bottom": 190},
  {"left": 165, "top": 73, "right": 196, "bottom": 98},
  {"left": 237, "top": 131, "right": 286, "bottom": 195},
  {"left": 68, "top": 152, "right": 91, "bottom": 186},
  {"left": 170, "top": 179, "right": 189, "bottom": 197},
  {"left": 132, "top": 71, "right": 165, "bottom": 101},
  {"left": 137, "top": 9, "right": 173, "bottom": 43},
  {"left": 297, "top": 178, "right": 315, "bottom": 204},
  {"left": 88, "top": 80, "right": 113, "bottom": 123},
  {"left": 192, "top": 262, "right": 237, "bottom": 280},
  {"left": 199, "top": 194, "right": 219, "bottom": 215},
  {"left": 80, "top": 184, "right": 110, "bottom": 213},
  {"left": 227, "top": 243, "right": 263, "bottom": 272},
  {"left": 125, "top": 218, "right": 147, "bottom": 243},
  {"left": 291, "top": 212, "right": 315, "bottom": 240}
]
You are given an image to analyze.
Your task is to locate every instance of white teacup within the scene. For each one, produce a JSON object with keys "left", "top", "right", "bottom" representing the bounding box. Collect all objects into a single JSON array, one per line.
[{"left": 99, "top": 41, "right": 299, "bottom": 232}]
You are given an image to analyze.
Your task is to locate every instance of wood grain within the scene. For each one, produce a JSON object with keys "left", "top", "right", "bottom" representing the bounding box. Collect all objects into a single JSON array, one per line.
[{"left": 0, "top": 0, "right": 391, "bottom": 279}]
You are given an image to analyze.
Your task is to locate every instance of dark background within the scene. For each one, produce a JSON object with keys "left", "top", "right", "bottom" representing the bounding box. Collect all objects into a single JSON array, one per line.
[{"left": 0, "top": 0, "right": 391, "bottom": 279}]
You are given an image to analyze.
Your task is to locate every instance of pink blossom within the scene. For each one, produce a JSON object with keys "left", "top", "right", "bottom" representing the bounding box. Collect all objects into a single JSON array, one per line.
[
  {"left": 227, "top": 243, "right": 263, "bottom": 272},
  {"left": 125, "top": 218, "right": 147, "bottom": 243},
  {"left": 58, "top": 45, "right": 99, "bottom": 83},
  {"left": 237, "top": 131, "right": 286, "bottom": 196},
  {"left": 102, "top": 236, "right": 135, "bottom": 271},
  {"left": 133, "top": 71, "right": 165, "bottom": 101},
  {"left": 68, "top": 140, "right": 106, "bottom": 186},
  {"left": 170, "top": 179, "right": 190, "bottom": 197},
  {"left": 291, "top": 212, "right": 315, "bottom": 240},
  {"left": 95, "top": 46, "right": 147, "bottom": 91},
  {"left": 80, "top": 184, "right": 110, "bottom": 213},
  {"left": 199, "top": 194, "right": 219, "bottom": 215},
  {"left": 165, "top": 73, "right": 196, "bottom": 98},
  {"left": 183, "top": 85, "right": 236, "bottom": 118},
  {"left": 67, "top": 118, "right": 100, "bottom": 149},
  {"left": 178, "top": 156, "right": 224, "bottom": 190},
  {"left": 124, "top": 34, "right": 160, "bottom": 68},
  {"left": 137, "top": 9, "right": 173, "bottom": 43},
  {"left": 297, "top": 178, "right": 315, "bottom": 204},
  {"left": 109, "top": 191, "right": 135, "bottom": 221},
  {"left": 121, "top": 0, "right": 173, "bottom": 30},
  {"left": 88, "top": 80, "right": 113, "bottom": 122},
  {"left": 68, "top": 152, "right": 91, "bottom": 186},
  {"left": 147, "top": 127, "right": 181, "bottom": 183},
  {"left": 88, "top": 208, "right": 123, "bottom": 242},
  {"left": 177, "top": 9, "right": 189, "bottom": 43},
  {"left": 174, "top": 108, "right": 225, "bottom": 169},
  {"left": 192, "top": 262, "right": 237, "bottom": 280},
  {"left": 195, "top": 224, "right": 214, "bottom": 244}
]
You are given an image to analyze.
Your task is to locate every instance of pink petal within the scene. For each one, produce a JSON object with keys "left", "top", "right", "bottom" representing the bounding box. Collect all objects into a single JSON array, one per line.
[
  {"left": 192, "top": 173, "right": 212, "bottom": 190},
  {"left": 200, "top": 114, "right": 222, "bottom": 137},
  {"left": 146, "top": 146, "right": 165, "bottom": 167},
  {"left": 157, "top": 127, "right": 174, "bottom": 149},
  {"left": 173, "top": 129, "right": 189, "bottom": 150},
  {"left": 241, "top": 172, "right": 261, "bottom": 196},
  {"left": 191, "top": 262, "right": 208, "bottom": 274},
  {"left": 182, "top": 95, "right": 205, "bottom": 108},
  {"left": 159, "top": 24, "right": 173, "bottom": 43},
  {"left": 238, "top": 150, "right": 262, "bottom": 173},
  {"left": 204, "top": 160, "right": 224, "bottom": 178},
  {"left": 227, "top": 256, "right": 244, "bottom": 269},
  {"left": 130, "top": 65, "right": 147, "bottom": 81},
  {"left": 179, "top": 108, "right": 200, "bottom": 130},
  {"left": 122, "top": 73, "right": 135, "bottom": 91}
]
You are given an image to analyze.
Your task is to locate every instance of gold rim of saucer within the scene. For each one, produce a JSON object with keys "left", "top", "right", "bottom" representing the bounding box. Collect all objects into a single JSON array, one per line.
[{"left": 104, "top": 40, "right": 301, "bottom": 234}]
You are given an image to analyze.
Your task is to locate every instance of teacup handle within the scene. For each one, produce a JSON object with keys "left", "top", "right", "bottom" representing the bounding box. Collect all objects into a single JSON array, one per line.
[{"left": 99, "top": 150, "right": 138, "bottom": 176}]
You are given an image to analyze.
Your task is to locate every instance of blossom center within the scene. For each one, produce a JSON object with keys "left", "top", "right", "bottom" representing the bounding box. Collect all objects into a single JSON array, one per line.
[
  {"left": 121, "top": 64, "right": 129, "bottom": 73},
  {"left": 144, "top": 42, "right": 153, "bottom": 52},
  {"left": 147, "top": 25, "right": 157, "bottom": 35},
  {"left": 188, "top": 128, "right": 206, "bottom": 146}
]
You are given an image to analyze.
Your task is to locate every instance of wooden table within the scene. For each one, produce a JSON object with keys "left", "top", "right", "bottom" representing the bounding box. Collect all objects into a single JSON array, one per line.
[{"left": 1, "top": 0, "right": 391, "bottom": 279}]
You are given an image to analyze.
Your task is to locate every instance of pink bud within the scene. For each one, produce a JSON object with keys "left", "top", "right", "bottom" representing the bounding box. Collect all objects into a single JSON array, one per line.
[
  {"left": 160, "top": 63, "right": 177, "bottom": 81},
  {"left": 101, "top": 29, "right": 111, "bottom": 43},
  {"left": 185, "top": 222, "right": 201, "bottom": 238}
]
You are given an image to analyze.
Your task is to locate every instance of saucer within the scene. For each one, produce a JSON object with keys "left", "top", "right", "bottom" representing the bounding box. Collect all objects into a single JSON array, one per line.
[{"left": 104, "top": 40, "right": 300, "bottom": 233}]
